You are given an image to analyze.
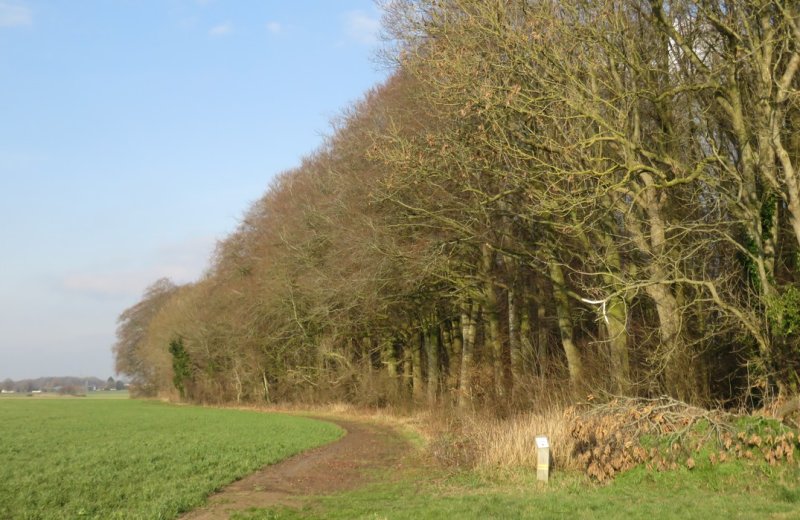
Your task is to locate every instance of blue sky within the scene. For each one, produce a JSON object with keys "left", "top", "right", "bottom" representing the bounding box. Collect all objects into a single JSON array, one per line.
[{"left": 0, "top": 1, "right": 389, "bottom": 380}]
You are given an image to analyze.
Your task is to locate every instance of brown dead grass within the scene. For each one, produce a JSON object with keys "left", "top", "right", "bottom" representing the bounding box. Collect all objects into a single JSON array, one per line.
[
  {"left": 419, "top": 408, "right": 576, "bottom": 473},
  {"left": 465, "top": 410, "right": 574, "bottom": 470},
  {"left": 235, "top": 401, "right": 577, "bottom": 474},
  {"left": 205, "top": 397, "right": 800, "bottom": 484}
]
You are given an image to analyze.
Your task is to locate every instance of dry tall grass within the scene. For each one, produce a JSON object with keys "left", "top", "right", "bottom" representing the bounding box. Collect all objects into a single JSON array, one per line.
[
  {"left": 226, "top": 400, "right": 579, "bottom": 473},
  {"left": 214, "top": 392, "right": 796, "bottom": 483},
  {"left": 464, "top": 410, "right": 575, "bottom": 470},
  {"left": 419, "top": 408, "right": 577, "bottom": 472}
]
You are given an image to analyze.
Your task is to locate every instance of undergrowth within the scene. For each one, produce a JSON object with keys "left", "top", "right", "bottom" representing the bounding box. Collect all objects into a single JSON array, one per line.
[{"left": 261, "top": 396, "right": 800, "bottom": 486}]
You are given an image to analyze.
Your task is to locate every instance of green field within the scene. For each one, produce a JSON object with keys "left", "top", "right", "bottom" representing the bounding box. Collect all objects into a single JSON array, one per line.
[
  {"left": 0, "top": 399, "right": 341, "bottom": 519},
  {"left": 6, "top": 399, "right": 800, "bottom": 520}
]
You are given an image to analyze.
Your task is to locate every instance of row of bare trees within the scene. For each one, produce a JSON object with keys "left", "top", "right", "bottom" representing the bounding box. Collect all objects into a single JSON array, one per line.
[{"left": 114, "top": 0, "right": 800, "bottom": 411}]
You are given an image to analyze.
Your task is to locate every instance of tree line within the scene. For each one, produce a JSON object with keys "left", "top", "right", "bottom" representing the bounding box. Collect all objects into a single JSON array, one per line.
[
  {"left": 114, "top": 0, "right": 800, "bottom": 412},
  {"left": 0, "top": 377, "right": 120, "bottom": 393}
]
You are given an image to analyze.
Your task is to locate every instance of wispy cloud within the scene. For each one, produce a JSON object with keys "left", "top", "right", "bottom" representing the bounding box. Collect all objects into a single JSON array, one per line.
[
  {"left": 343, "top": 10, "right": 379, "bottom": 45},
  {"left": 0, "top": 1, "right": 31, "bottom": 28},
  {"left": 209, "top": 21, "right": 233, "bottom": 37},
  {"left": 59, "top": 236, "right": 216, "bottom": 299},
  {"left": 60, "top": 272, "right": 173, "bottom": 299},
  {"left": 177, "top": 16, "right": 198, "bottom": 30},
  {"left": 266, "top": 21, "right": 282, "bottom": 35}
]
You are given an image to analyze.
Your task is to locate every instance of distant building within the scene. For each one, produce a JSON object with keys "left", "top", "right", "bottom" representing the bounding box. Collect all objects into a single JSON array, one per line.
[{"left": 0, "top": 389, "right": 15, "bottom": 394}]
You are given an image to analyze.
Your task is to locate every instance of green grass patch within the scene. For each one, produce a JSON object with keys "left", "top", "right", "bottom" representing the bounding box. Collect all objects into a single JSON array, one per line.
[
  {"left": 234, "top": 460, "right": 800, "bottom": 519},
  {"left": 84, "top": 390, "right": 131, "bottom": 399},
  {"left": 0, "top": 399, "right": 341, "bottom": 519}
]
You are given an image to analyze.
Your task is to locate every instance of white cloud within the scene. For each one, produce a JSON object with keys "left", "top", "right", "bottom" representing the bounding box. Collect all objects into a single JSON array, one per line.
[
  {"left": 266, "top": 21, "right": 282, "bottom": 34},
  {"left": 0, "top": 2, "right": 31, "bottom": 28},
  {"left": 155, "top": 236, "right": 217, "bottom": 271},
  {"left": 61, "top": 272, "right": 160, "bottom": 299},
  {"left": 343, "top": 10, "right": 379, "bottom": 45},
  {"left": 61, "top": 266, "right": 192, "bottom": 299},
  {"left": 177, "top": 16, "right": 198, "bottom": 30},
  {"left": 59, "top": 236, "right": 216, "bottom": 299},
  {"left": 209, "top": 21, "right": 233, "bottom": 36}
]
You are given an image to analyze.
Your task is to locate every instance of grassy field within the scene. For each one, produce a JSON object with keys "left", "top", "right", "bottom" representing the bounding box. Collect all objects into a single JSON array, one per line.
[
  {"left": 234, "top": 450, "right": 800, "bottom": 519},
  {"left": 5, "top": 398, "right": 800, "bottom": 520},
  {"left": 0, "top": 399, "right": 341, "bottom": 519},
  {"left": 85, "top": 390, "right": 130, "bottom": 399}
]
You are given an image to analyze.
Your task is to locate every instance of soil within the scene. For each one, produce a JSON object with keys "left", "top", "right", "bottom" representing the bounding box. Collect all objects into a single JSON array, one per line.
[{"left": 180, "top": 416, "right": 410, "bottom": 519}]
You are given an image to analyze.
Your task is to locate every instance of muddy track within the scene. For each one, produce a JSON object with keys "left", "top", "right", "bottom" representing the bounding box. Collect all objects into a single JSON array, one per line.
[{"left": 180, "top": 417, "right": 409, "bottom": 519}]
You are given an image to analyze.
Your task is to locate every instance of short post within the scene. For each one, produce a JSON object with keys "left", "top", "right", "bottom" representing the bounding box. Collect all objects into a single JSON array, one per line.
[{"left": 535, "top": 435, "right": 550, "bottom": 482}]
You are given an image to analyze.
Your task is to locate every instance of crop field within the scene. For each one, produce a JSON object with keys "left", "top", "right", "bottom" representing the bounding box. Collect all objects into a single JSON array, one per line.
[{"left": 0, "top": 399, "right": 342, "bottom": 519}]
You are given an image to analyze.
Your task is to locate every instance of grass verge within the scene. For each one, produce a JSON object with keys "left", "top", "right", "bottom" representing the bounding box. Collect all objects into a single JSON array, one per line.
[
  {"left": 228, "top": 401, "right": 800, "bottom": 520},
  {"left": 232, "top": 459, "right": 800, "bottom": 519}
]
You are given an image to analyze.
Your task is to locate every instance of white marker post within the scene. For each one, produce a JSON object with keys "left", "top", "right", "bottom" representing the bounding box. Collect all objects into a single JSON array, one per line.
[{"left": 535, "top": 436, "right": 550, "bottom": 482}]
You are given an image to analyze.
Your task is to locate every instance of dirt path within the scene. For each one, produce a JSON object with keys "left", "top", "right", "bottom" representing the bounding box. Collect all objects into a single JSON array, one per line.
[{"left": 181, "top": 417, "right": 409, "bottom": 519}]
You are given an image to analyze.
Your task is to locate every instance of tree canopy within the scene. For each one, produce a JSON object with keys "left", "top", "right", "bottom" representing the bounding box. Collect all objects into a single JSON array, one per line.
[{"left": 114, "top": 0, "right": 800, "bottom": 412}]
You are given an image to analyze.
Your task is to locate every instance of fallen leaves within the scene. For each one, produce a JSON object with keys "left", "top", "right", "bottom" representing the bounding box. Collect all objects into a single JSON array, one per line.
[{"left": 569, "top": 397, "right": 800, "bottom": 482}]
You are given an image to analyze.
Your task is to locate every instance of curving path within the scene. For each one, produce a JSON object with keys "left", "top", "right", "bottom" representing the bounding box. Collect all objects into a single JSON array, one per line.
[{"left": 180, "top": 417, "right": 409, "bottom": 519}]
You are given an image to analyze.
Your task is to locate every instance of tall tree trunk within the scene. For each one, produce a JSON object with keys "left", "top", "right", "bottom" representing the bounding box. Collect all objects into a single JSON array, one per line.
[
  {"left": 482, "top": 244, "right": 506, "bottom": 400},
  {"left": 363, "top": 336, "right": 374, "bottom": 385},
  {"left": 549, "top": 260, "right": 583, "bottom": 388},
  {"left": 402, "top": 342, "right": 413, "bottom": 399},
  {"left": 412, "top": 330, "right": 425, "bottom": 401},
  {"left": 601, "top": 232, "right": 631, "bottom": 393},
  {"left": 640, "top": 172, "right": 697, "bottom": 401},
  {"left": 426, "top": 321, "right": 440, "bottom": 405},
  {"left": 508, "top": 285, "right": 524, "bottom": 400},
  {"left": 384, "top": 339, "right": 398, "bottom": 379},
  {"left": 534, "top": 279, "right": 549, "bottom": 377},
  {"left": 261, "top": 369, "right": 271, "bottom": 404},
  {"left": 383, "top": 338, "right": 398, "bottom": 397},
  {"left": 605, "top": 295, "right": 630, "bottom": 394},
  {"left": 645, "top": 281, "right": 690, "bottom": 401},
  {"left": 458, "top": 302, "right": 478, "bottom": 409},
  {"left": 447, "top": 318, "right": 462, "bottom": 395},
  {"left": 520, "top": 298, "right": 534, "bottom": 376}
]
